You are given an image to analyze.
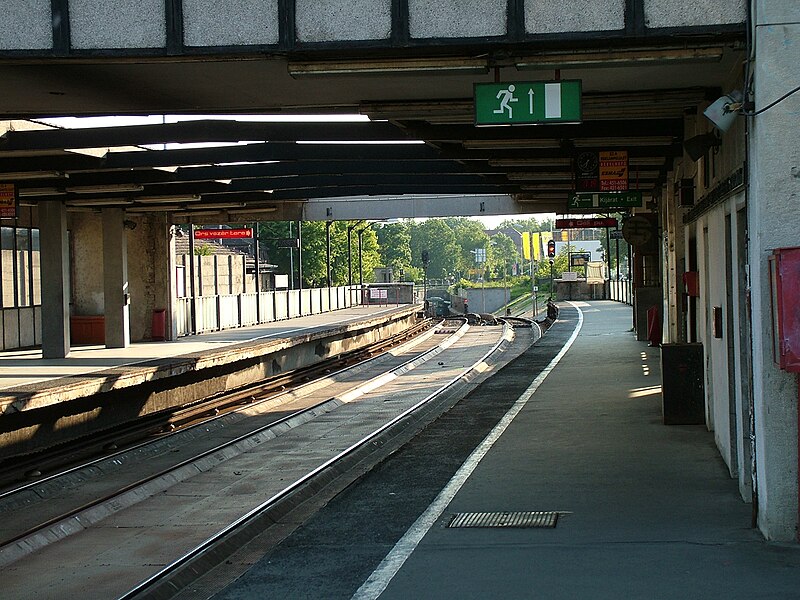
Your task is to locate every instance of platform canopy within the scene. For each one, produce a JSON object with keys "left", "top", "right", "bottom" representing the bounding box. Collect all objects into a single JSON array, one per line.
[{"left": 0, "top": 31, "right": 743, "bottom": 221}]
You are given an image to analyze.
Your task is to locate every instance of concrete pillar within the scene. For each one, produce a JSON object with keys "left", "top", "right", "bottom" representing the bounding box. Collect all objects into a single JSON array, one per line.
[
  {"left": 748, "top": 0, "right": 800, "bottom": 541},
  {"left": 166, "top": 225, "right": 178, "bottom": 340},
  {"left": 39, "top": 201, "right": 70, "bottom": 358},
  {"left": 102, "top": 208, "right": 130, "bottom": 348},
  {"left": 150, "top": 220, "right": 178, "bottom": 341}
]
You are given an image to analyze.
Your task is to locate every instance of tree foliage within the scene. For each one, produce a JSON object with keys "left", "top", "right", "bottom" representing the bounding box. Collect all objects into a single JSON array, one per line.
[
  {"left": 375, "top": 222, "right": 412, "bottom": 274},
  {"left": 407, "top": 219, "right": 459, "bottom": 281},
  {"left": 442, "top": 218, "right": 490, "bottom": 278},
  {"left": 256, "top": 217, "right": 567, "bottom": 288},
  {"left": 258, "top": 220, "right": 380, "bottom": 287},
  {"left": 488, "top": 232, "right": 519, "bottom": 278},
  {"left": 498, "top": 216, "right": 553, "bottom": 232}
]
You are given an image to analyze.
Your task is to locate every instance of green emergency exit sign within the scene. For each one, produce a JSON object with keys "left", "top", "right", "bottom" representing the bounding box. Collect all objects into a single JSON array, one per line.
[
  {"left": 474, "top": 80, "right": 582, "bottom": 126},
  {"left": 569, "top": 191, "right": 644, "bottom": 210}
]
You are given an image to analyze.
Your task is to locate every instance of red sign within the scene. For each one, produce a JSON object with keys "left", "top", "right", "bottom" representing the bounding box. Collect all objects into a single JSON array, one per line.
[
  {"left": 599, "top": 150, "right": 628, "bottom": 192},
  {"left": 556, "top": 218, "right": 618, "bottom": 229},
  {"left": 0, "top": 184, "right": 16, "bottom": 218},
  {"left": 194, "top": 228, "right": 252, "bottom": 239}
]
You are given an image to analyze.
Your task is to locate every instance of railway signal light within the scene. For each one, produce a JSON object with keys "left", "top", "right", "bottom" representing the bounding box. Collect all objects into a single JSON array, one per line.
[{"left": 547, "top": 240, "right": 556, "bottom": 258}]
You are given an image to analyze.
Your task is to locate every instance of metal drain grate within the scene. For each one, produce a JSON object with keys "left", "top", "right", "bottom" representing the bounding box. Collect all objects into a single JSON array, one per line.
[{"left": 447, "top": 511, "right": 558, "bottom": 529}]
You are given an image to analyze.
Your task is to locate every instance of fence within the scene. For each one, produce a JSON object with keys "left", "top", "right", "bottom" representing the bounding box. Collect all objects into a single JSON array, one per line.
[
  {"left": 608, "top": 280, "right": 634, "bottom": 305},
  {"left": 175, "top": 285, "right": 362, "bottom": 338}
]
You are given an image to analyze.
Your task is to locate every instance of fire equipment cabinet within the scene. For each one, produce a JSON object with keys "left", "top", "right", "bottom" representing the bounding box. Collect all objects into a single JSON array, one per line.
[{"left": 768, "top": 247, "right": 800, "bottom": 372}]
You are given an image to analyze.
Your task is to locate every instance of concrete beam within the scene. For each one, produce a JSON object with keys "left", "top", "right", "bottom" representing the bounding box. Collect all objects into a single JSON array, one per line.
[{"left": 302, "top": 194, "right": 562, "bottom": 222}]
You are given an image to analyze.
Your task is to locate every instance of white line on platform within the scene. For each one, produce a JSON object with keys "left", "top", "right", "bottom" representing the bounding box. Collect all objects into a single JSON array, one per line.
[{"left": 351, "top": 302, "right": 584, "bottom": 600}]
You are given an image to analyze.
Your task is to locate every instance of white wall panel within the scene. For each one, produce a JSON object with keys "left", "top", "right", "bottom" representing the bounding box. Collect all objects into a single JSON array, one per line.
[
  {"left": 644, "top": 0, "right": 745, "bottom": 27},
  {"left": 296, "top": 0, "right": 391, "bottom": 41},
  {"left": 69, "top": 0, "right": 166, "bottom": 48},
  {"left": 526, "top": 0, "right": 625, "bottom": 33},
  {"left": 183, "top": 0, "right": 279, "bottom": 46},
  {"left": 409, "top": 0, "right": 506, "bottom": 38},
  {"left": 1, "top": 1, "right": 52, "bottom": 50}
]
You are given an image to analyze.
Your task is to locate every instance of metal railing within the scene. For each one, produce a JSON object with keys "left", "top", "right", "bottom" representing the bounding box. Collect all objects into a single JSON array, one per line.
[
  {"left": 608, "top": 280, "right": 633, "bottom": 305},
  {"left": 176, "top": 285, "right": 363, "bottom": 338}
]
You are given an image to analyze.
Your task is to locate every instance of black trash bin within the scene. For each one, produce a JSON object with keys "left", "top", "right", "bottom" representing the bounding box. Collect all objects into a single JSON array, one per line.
[{"left": 660, "top": 343, "right": 705, "bottom": 425}]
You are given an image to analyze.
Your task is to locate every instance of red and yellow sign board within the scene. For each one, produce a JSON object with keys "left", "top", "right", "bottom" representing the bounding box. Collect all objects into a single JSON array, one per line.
[
  {"left": 599, "top": 150, "right": 628, "bottom": 191},
  {"left": 0, "top": 184, "right": 16, "bottom": 218}
]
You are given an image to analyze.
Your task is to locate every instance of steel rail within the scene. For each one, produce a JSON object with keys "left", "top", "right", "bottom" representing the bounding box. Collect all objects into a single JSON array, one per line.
[
  {"left": 0, "top": 317, "right": 438, "bottom": 492},
  {"left": 0, "top": 319, "right": 465, "bottom": 562},
  {"left": 118, "top": 321, "right": 511, "bottom": 600}
]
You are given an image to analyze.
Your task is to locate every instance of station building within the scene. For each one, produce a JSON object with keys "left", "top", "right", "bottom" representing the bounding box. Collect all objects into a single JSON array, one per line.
[{"left": 0, "top": 0, "right": 798, "bottom": 543}]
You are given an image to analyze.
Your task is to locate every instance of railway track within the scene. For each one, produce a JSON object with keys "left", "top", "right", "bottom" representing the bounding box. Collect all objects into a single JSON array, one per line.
[
  {"left": 1, "top": 317, "right": 530, "bottom": 599},
  {"left": 0, "top": 316, "right": 438, "bottom": 489}
]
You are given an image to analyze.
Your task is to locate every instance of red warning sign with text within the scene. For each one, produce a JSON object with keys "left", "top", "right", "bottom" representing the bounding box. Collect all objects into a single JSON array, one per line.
[
  {"left": 194, "top": 228, "right": 252, "bottom": 239},
  {"left": 0, "top": 184, "right": 16, "bottom": 218},
  {"left": 599, "top": 150, "right": 628, "bottom": 192}
]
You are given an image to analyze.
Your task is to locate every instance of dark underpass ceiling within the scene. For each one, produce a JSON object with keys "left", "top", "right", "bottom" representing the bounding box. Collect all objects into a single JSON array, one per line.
[{"left": 0, "top": 42, "right": 744, "bottom": 219}]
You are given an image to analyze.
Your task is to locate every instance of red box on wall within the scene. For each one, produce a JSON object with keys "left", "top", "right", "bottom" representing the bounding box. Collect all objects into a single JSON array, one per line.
[
  {"left": 683, "top": 271, "right": 700, "bottom": 297},
  {"left": 769, "top": 247, "right": 800, "bottom": 372}
]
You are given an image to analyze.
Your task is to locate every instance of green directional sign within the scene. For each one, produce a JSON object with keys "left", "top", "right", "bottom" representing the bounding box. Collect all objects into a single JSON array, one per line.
[
  {"left": 569, "top": 191, "right": 644, "bottom": 210},
  {"left": 474, "top": 80, "right": 582, "bottom": 126}
]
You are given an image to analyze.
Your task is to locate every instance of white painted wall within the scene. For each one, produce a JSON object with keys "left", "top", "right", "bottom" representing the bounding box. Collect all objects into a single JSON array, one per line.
[{"left": 748, "top": 0, "right": 800, "bottom": 541}]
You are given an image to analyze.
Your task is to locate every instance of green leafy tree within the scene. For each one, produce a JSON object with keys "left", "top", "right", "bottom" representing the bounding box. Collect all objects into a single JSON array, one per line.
[
  {"left": 444, "top": 218, "right": 489, "bottom": 280},
  {"left": 258, "top": 221, "right": 295, "bottom": 277},
  {"left": 375, "top": 222, "right": 412, "bottom": 276},
  {"left": 498, "top": 216, "right": 553, "bottom": 233},
  {"left": 299, "top": 221, "right": 329, "bottom": 287},
  {"left": 408, "top": 219, "right": 459, "bottom": 281},
  {"left": 328, "top": 221, "right": 380, "bottom": 286},
  {"left": 535, "top": 248, "right": 570, "bottom": 281},
  {"left": 257, "top": 220, "right": 380, "bottom": 287},
  {"left": 488, "top": 233, "right": 519, "bottom": 280}
]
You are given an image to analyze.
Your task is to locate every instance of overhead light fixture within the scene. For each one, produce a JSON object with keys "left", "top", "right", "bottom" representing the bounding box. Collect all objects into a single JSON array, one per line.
[
  {"left": 126, "top": 206, "right": 176, "bottom": 212},
  {"left": 515, "top": 46, "right": 724, "bottom": 70},
  {"left": 66, "top": 184, "right": 144, "bottom": 194},
  {"left": 573, "top": 136, "right": 676, "bottom": 148},
  {"left": 226, "top": 206, "right": 278, "bottom": 215},
  {"left": 173, "top": 210, "right": 223, "bottom": 217},
  {"left": 520, "top": 183, "right": 574, "bottom": 191},
  {"left": 464, "top": 139, "right": 563, "bottom": 150},
  {"left": 0, "top": 171, "right": 66, "bottom": 181},
  {"left": 135, "top": 194, "right": 202, "bottom": 204},
  {"left": 17, "top": 187, "right": 66, "bottom": 197},
  {"left": 630, "top": 157, "right": 666, "bottom": 166},
  {"left": 683, "top": 132, "right": 721, "bottom": 162},
  {"left": 66, "top": 198, "right": 135, "bottom": 206},
  {"left": 288, "top": 57, "right": 488, "bottom": 77},
  {"left": 703, "top": 90, "right": 743, "bottom": 133},
  {"left": 506, "top": 172, "right": 574, "bottom": 181},
  {"left": 195, "top": 202, "right": 247, "bottom": 209},
  {"left": 488, "top": 158, "right": 572, "bottom": 167}
]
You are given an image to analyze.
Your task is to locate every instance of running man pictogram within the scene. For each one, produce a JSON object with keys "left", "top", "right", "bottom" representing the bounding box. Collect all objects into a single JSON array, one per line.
[{"left": 493, "top": 84, "right": 519, "bottom": 119}]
